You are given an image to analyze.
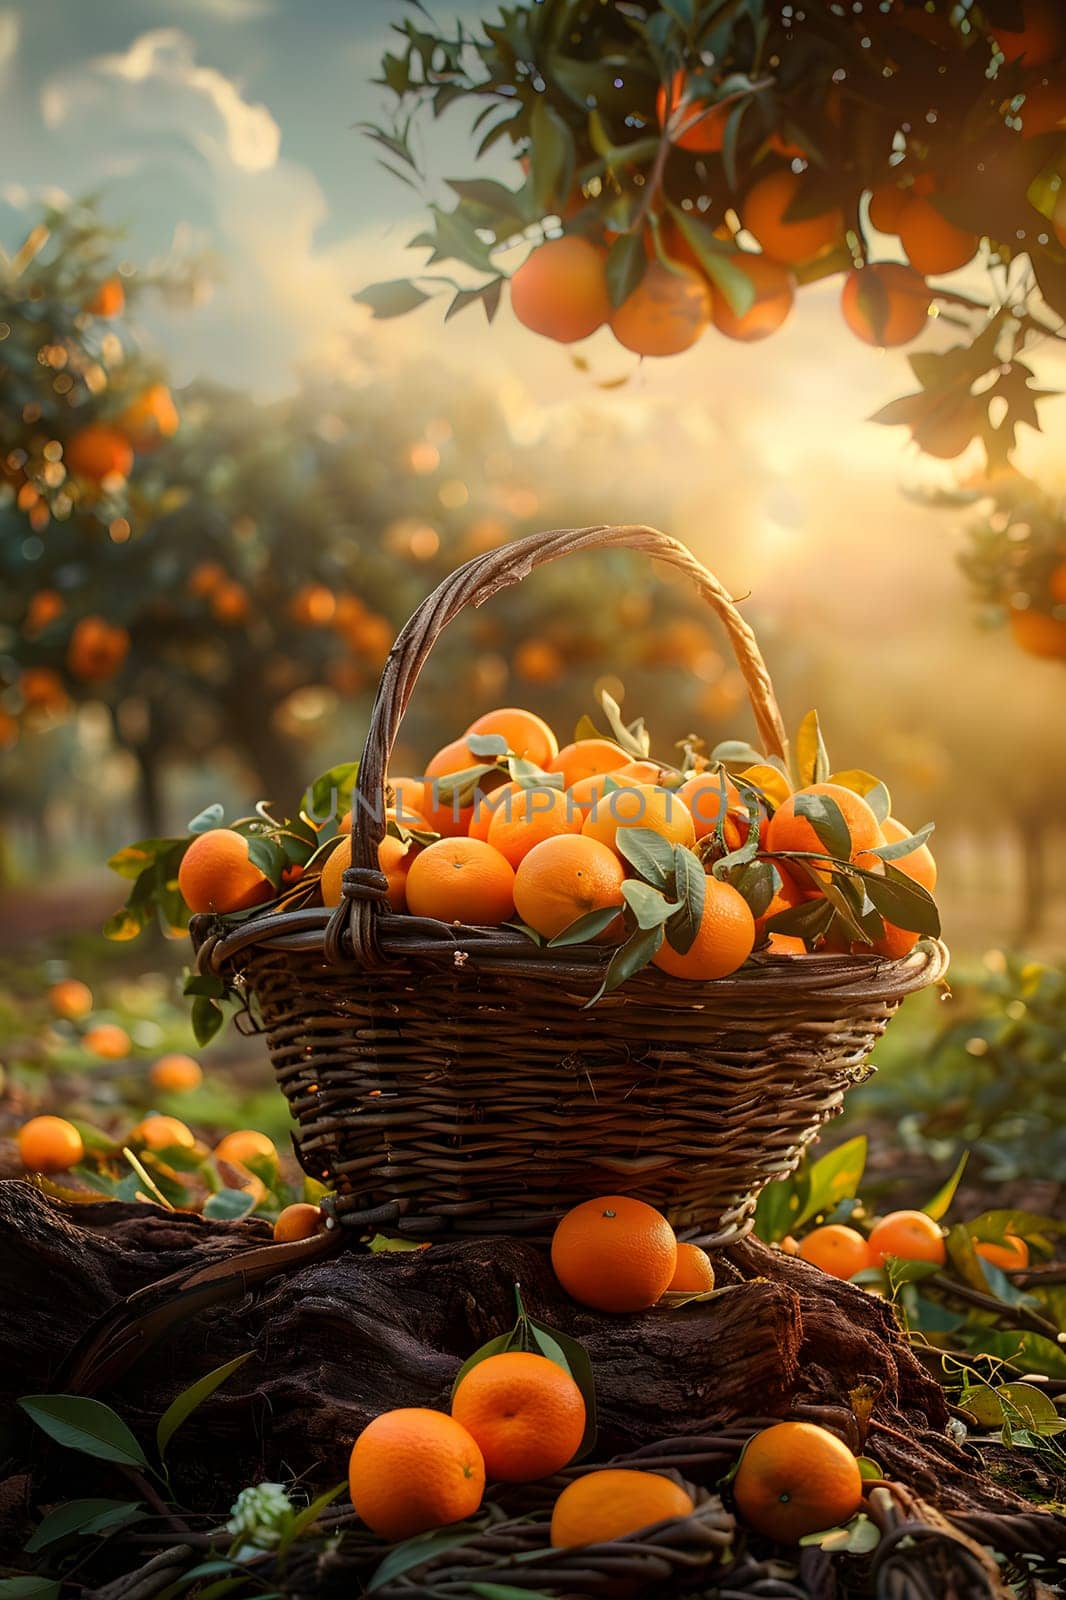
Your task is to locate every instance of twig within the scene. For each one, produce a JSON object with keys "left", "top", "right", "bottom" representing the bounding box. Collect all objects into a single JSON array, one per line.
[
  {"left": 124, "top": 1468, "right": 193, "bottom": 1541},
  {"left": 87, "top": 1543, "right": 197, "bottom": 1600},
  {"left": 925, "top": 1272, "right": 1063, "bottom": 1343}
]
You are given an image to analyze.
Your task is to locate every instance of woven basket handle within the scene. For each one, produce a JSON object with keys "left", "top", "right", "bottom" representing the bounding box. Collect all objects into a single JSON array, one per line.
[{"left": 338, "top": 523, "right": 789, "bottom": 964}]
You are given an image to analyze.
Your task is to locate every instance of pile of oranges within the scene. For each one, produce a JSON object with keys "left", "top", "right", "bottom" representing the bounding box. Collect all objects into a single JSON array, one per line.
[
  {"left": 308, "top": 703, "right": 934, "bottom": 979},
  {"left": 168, "top": 700, "right": 938, "bottom": 991},
  {"left": 348, "top": 1188, "right": 866, "bottom": 1549}
]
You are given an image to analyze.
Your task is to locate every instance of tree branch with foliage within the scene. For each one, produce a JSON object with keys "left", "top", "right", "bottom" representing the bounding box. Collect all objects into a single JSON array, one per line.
[{"left": 360, "top": 0, "right": 1066, "bottom": 466}]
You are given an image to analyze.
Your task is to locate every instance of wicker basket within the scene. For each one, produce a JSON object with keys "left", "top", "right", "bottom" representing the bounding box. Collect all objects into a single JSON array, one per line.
[{"left": 194, "top": 524, "right": 947, "bottom": 1245}]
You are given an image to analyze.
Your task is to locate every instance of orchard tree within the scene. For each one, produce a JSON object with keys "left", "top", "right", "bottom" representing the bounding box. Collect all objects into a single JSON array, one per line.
[
  {"left": 956, "top": 473, "right": 1066, "bottom": 658},
  {"left": 1, "top": 209, "right": 775, "bottom": 831},
  {"left": 360, "top": 0, "right": 1066, "bottom": 468}
]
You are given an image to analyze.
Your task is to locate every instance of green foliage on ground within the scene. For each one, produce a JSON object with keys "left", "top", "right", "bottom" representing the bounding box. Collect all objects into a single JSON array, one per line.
[{"left": 847, "top": 951, "right": 1066, "bottom": 1184}]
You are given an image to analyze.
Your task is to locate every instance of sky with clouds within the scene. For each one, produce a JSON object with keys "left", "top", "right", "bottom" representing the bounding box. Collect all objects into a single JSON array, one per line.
[{"left": 1, "top": 0, "right": 1063, "bottom": 665}]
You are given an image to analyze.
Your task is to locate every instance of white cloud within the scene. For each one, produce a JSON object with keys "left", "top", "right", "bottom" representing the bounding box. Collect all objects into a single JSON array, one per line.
[
  {"left": 42, "top": 29, "right": 280, "bottom": 174},
  {"left": 23, "top": 28, "right": 372, "bottom": 392},
  {"left": 0, "top": 9, "right": 18, "bottom": 77}
]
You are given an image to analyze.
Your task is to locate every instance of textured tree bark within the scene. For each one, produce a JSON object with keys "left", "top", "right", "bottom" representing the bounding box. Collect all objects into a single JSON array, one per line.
[{"left": 0, "top": 1179, "right": 1048, "bottom": 1566}]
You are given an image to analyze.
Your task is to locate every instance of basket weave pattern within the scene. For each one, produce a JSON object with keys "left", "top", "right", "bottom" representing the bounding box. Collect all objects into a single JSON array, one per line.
[{"left": 196, "top": 524, "right": 947, "bottom": 1244}]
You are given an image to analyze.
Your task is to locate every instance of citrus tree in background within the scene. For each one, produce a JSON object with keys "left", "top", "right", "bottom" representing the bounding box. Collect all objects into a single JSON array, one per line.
[
  {"left": 956, "top": 473, "right": 1066, "bottom": 658},
  {"left": 1, "top": 206, "right": 773, "bottom": 841},
  {"left": 360, "top": 0, "right": 1066, "bottom": 469}
]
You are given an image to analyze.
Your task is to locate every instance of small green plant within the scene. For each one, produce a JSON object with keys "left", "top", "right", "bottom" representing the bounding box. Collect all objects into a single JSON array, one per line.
[
  {"left": 28, "top": 1125, "right": 328, "bottom": 1225},
  {"left": 4, "top": 1358, "right": 343, "bottom": 1600}
]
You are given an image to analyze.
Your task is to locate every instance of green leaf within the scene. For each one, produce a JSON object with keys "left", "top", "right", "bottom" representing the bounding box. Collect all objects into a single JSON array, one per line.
[
  {"left": 244, "top": 834, "right": 287, "bottom": 885},
  {"left": 711, "top": 787, "right": 763, "bottom": 878},
  {"left": 921, "top": 1153, "right": 967, "bottom": 1222},
  {"left": 792, "top": 792, "right": 851, "bottom": 860},
  {"left": 305, "top": 762, "right": 360, "bottom": 824},
  {"left": 203, "top": 1188, "right": 256, "bottom": 1221},
  {"left": 966, "top": 1210, "right": 1064, "bottom": 1249},
  {"left": 753, "top": 1169, "right": 810, "bottom": 1244},
  {"left": 801, "top": 1513, "right": 880, "bottom": 1554},
  {"left": 585, "top": 923, "right": 664, "bottom": 1006},
  {"left": 621, "top": 879, "right": 681, "bottom": 929},
  {"left": 0, "top": 1580, "right": 61, "bottom": 1599},
  {"left": 860, "top": 863, "right": 941, "bottom": 937},
  {"left": 67, "top": 1165, "right": 125, "bottom": 1200},
  {"left": 605, "top": 232, "right": 646, "bottom": 309},
  {"left": 108, "top": 839, "right": 183, "bottom": 881},
  {"left": 183, "top": 973, "right": 228, "bottom": 999},
  {"left": 731, "top": 858, "right": 776, "bottom": 921},
  {"left": 658, "top": 1286, "right": 718, "bottom": 1309},
  {"left": 530, "top": 99, "right": 574, "bottom": 213},
  {"left": 668, "top": 211, "right": 756, "bottom": 316},
  {"left": 884, "top": 1256, "right": 942, "bottom": 1295},
  {"left": 140, "top": 1142, "right": 204, "bottom": 1174},
  {"left": 121, "top": 1148, "right": 178, "bottom": 1210},
  {"left": 868, "top": 823, "right": 935, "bottom": 862},
  {"left": 794, "top": 710, "right": 830, "bottom": 788},
  {"left": 996, "top": 1383, "right": 1066, "bottom": 1435},
  {"left": 808, "top": 867, "right": 880, "bottom": 946},
  {"left": 711, "top": 740, "right": 765, "bottom": 765},
  {"left": 793, "top": 1137, "right": 867, "bottom": 1230},
  {"left": 466, "top": 733, "right": 508, "bottom": 757},
  {"left": 668, "top": 844, "right": 706, "bottom": 954},
  {"left": 614, "top": 827, "right": 675, "bottom": 891},
  {"left": 103, "top": 906, "right": 149, "bottom": 942},
  {"left": 191, "top": 996, "right": 225, "bottom": 1047},
  {"left": 856, "top": 1456, "right": 883, "bottom": 1481},
  {"left": 187, "top": 804, "right": 225, "bottom": 835},
  {"left": 432, "top": 763, "right": 499, "bottom": 804},
  {"left": 598, "top": 689, "right": 650, "bottom": 759},
  {"left": 526, "top": 1315, "right": 597, "bottom": 1460},
  {"left": 451, "top": 1332, "right": 518, "bottom": 1396},
  {"left": 957, "top": 1383, "right": 1006, "bottom": 1428},
  {"left": 241, "top": 1151, "right": 280, "bottom": 1190},
  {"left": 157, "top": 1352, "right": 254, "bottom": 1461},
  {"left": 547, "top": 905, "right": 622, "bottom": 946},
  {"left": 445, "top": 279, "right": 504, "bottom": 324},
  {"left": 763, "top": 896, "right": 833, "bottom": 941},
  {"left": 24, "top": 1499, "right": 145, "bottom": 1553},
  {"left": 507, "top": 758, "right": 562, "bottom": 789},
  {"left": 18, "top": 1396, "right": 148, "bottom": 1469},
  {"left": 829, "top": 770, "right": 891, "bottom": 824},
  {"left": 707, "top": 88, "right": 741, "bottom": 185},
  {"left": 354, "top": 279, "right": 432, "bottom": 318},
  {"left": 275, "top": 1481, "right": 347, "bottom": 1558},
  {"left": 368, "top": 1527, "right": 481, "bottom": 1591},
  {"left": 447, "top": 178, "right": 528, "bottom": 220}
]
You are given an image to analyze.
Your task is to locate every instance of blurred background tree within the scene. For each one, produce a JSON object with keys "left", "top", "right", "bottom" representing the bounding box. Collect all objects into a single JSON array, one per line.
[{"left": 1, "top": 205, "right": 784, "bottom": 844}]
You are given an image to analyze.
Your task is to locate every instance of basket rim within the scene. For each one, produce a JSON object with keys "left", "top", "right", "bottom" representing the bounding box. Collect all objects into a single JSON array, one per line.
[{"left": 193, "top": 906, "right": 949, "bottom": 1005}]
